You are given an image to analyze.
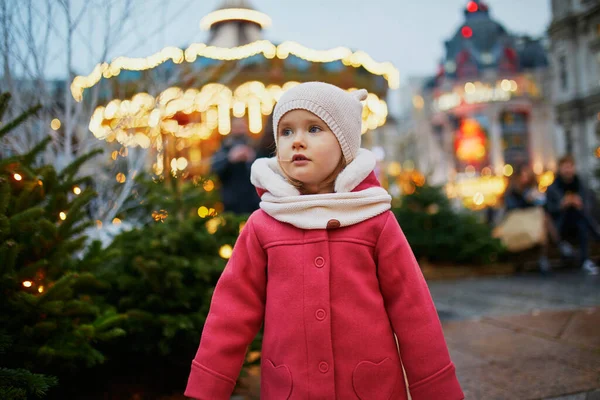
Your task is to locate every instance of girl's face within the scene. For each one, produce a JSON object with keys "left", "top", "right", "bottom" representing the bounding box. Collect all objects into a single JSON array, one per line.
[{"left": 277, "top": 109, "right": 343, "bottom": 194}]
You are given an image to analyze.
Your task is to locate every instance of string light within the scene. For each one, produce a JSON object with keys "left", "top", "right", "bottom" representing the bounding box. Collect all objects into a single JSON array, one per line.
[
  {"left": 112, "top": 218, "right": 122, "bottom": 225},
  {"left": 38, "top": 286, "right": 44, "bottom": 293},
  {"left": 22, "top": 281, "right": 33, "bottom": 288},
  {"left": 13, "top": 173, "right": 22, "bottom": 181},
  {"left": 73, "top": 186, "right": 81, "bottom": 195},
  {"left": 71, "top": 40, "right": 399, "bottom": 101},
  {"left": 88, "top": 82, "right": 389, "bottom": 148},
  {"left": 59, "top": 212, "right": 67, "bottom": 220}
]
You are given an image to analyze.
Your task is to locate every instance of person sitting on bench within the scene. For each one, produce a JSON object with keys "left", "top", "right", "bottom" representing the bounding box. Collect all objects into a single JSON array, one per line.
[{"left": 546, "top": 155, "right": 600, "bottom": 275}]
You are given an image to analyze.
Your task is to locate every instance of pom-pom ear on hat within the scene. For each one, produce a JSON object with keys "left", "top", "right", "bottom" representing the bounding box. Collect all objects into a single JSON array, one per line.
[
  {"left": 351, "top": 89, "right": 368, "bottom": 102},
  {"left": 272, "top": 82, "right": 368, "bottom": 164}
]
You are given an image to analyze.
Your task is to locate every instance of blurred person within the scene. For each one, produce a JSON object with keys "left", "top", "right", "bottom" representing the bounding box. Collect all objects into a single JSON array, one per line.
[
  {"left": 546, "top": 155, "right": 600, "bottom": 275},
  {"left": 255, "top": 114, "right": 276, "bottom": 159},
  {"left": 503, "top": 164, "right": 569, "bottom": 272},
  {"left": 210, "top": 117, "right": 260, "bottom": 214},
  {"left": 185, "top": 82, "right": 464, "bottom": 400}
]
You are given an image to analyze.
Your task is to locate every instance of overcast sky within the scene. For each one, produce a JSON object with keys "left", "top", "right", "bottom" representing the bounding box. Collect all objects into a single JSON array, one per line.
[
  {"left": 39, "top": 0, "right": 551, "bottom": 113},
  {"left": 46, "top": 0, "right": 550, "bottom": 77}
]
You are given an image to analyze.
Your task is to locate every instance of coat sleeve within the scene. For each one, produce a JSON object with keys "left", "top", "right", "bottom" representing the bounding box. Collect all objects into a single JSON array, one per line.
[
  {"left": 185, "top": 215, "right": 267, "bottom": 400},
  {"left": 375, "top": 212, "right": 464, "bottom": 400}
]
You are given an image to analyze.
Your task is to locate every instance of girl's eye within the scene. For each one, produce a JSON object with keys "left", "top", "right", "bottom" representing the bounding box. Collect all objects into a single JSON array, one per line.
[
  {"left": 280, "top": 128, "right": 293, "bottom": 137},
  {"left": 309, "top": 125, "right": 322, "bottom": 133}
]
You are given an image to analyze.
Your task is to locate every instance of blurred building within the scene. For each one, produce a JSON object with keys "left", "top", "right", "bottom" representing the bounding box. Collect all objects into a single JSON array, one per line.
[
  {"left": 412, "top": 0, "right": 555, "bottom": 209},
  {"left": 548, "top": 0, "right": 600, "bottom": 182}
]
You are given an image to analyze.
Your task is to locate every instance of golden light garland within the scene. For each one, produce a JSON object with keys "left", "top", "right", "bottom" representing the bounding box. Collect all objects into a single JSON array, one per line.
[
  {"left": 88, "top": 81, "right": 388, "bottom": 148},
  {"left": 71, "top": 40, "right": 400, "bottom": 101}
]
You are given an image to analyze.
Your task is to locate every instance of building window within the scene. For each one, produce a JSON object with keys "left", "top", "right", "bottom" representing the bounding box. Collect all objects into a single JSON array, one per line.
[
  {"left": 552, "top": 0, "right": 571, "bottom": 16},
  {"left": 501, "top": 110, "right": 530, "bottom": 167},
  {"left": 566, "top": 129, "right": 573, "bottom": 154},
  {"left": 559, "top": 55, "right": 569, "bottom": 91}
]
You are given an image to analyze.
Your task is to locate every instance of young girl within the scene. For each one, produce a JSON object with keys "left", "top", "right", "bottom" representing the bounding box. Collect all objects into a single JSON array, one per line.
[{"left": 185, "top": 82, "right": 464, "bottom": 400}]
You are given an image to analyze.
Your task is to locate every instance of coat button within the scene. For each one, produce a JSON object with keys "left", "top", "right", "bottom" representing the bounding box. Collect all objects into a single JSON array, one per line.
[
  {"left": 315, "top": 309, "right": 326, "bottom": 321},
  {"left": 314, "top": 256, "right": 325, "bottom": 268},
  {"left": 326, "top": 219, "right": 341, "bottom": 229},
  {"left": 319, "top": 361, "right": 329, "bottom": 373}
]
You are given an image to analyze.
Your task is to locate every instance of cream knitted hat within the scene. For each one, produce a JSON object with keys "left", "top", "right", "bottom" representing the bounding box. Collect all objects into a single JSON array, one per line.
[{"left": 272, "top": 82, "right": 368, "bottom": 164}]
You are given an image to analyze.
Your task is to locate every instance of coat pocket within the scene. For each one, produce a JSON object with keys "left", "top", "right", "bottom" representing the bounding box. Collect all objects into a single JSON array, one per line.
[
  {"left": 262, "top": 359, "right": 293, "bottom": 400},
  {"left": 352, "top": 358, "right": 398, "bottom": 400}
]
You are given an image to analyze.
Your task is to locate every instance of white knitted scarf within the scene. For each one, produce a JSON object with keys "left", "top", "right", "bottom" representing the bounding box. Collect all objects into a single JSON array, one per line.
[{"left": 250, "top": 149, "right": 392, "bottom": 229}]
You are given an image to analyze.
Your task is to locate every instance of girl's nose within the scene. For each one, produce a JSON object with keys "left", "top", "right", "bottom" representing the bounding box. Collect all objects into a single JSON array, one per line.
[{"left": 292, "top": 131, "right": 306, "bottom": 149}]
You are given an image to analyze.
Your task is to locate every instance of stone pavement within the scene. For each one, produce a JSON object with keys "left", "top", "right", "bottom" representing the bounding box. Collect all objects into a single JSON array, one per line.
[{"left": 444, "top": 307, "right": 600, "bottom": 399}]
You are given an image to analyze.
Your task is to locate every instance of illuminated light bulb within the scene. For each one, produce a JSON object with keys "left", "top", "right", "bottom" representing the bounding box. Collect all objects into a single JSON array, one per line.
[
  {"left": 387, "top": 162, "right": 402, "bottom": 177},
  {"left": 38, "top": 286, "right": 44, "bottom": 293},
  {"left": 73, "top": 186, "right": 81, "bottom": 195},
  {"left": 50, "top": 118, "right": 61, "bottom": 130},
  {"left": 412, "top": 96, "right": 424, "bottom": 110},
  {"left": 116, "top": 173, "right": 126, "bottom": 183},
  {"left": 467, "top": 1, "right": 478, "bottom": 12},
  {"left": 198, "top": 206, "right": 209, "bottom": 218},
  {"left": 503, "top": 164, "right": 514, "bottom": 177},
  {"left": 464, "top": 82, "right": 476, "bottom": 94},
  {"left": 473, "top": 192, "right": 485, "bottom": 206},
  {"left": 112, "top": 218, "right": 122, "bottom": 225},
  {"left": 219, "top": 244, "right": 233, "bottom": 259},
  {"left": 203, "top": 180, "right": 215, "bottom": 192},
  {"left": 22, "top": 281, "right": 33, "bottom": 288},
  {"left": 13, "top": 173, "right": 22, "bottom": 181},
  {"left": 176, "top": 157, "right": 188, "bottom": 170},
  {"left": 59, "top": 212, "right": 67, "bottom": 221},
  {"left": 461, "top": 26, "right": 473, "bottom": 39}
]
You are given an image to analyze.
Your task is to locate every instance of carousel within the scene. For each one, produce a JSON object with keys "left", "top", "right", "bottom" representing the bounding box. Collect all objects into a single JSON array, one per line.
[{"left": 71, "top": 0, "right": 399, "bottom": 179}]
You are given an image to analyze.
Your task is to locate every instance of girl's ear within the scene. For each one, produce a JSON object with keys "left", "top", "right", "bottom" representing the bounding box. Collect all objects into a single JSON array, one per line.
[{"left": 351, "top": 89, "right": 368, "bottom": 102}]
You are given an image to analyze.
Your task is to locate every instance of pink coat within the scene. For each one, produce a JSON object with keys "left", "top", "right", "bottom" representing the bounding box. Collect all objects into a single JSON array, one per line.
[{"left": 185, "top": 173, "right": 464, "bottom": 400}]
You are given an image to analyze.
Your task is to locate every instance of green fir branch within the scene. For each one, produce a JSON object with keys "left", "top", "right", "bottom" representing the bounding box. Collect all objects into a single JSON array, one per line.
[{"left": 0, "top": 104, "right": 42, "bottom": 140}]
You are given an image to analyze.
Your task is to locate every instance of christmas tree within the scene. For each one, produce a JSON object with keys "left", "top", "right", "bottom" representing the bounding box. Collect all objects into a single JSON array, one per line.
[
  {"left": 89, "top": 172, "right": 257, "bottom": 397},
  {"left": 393, "top": 184, "right": 504, "bottom": 265},
  {"left": 0, "top": 92, "right": 125, "bottom": 398}
]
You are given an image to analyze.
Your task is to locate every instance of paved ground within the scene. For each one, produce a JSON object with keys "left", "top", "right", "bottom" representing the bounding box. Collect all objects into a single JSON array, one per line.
[
  {"left": 445, "top": 307, "right": 600, "bottom": 399},
  {"left": 231, "top": 270, "right": 599, "bottom": 400},
  {"left": 432, "top": 270, "right": 600, "bottom": 399},
  {"left": 429, "top": 269, "right": 600, "bottom": 321}
]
